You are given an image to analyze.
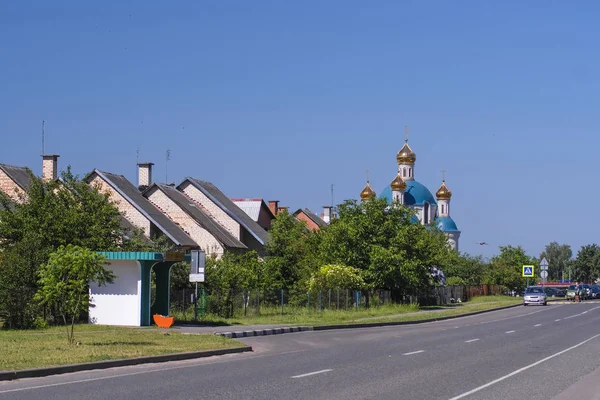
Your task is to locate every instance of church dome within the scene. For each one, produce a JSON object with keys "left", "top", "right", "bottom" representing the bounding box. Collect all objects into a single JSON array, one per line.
[
  {"left": 380, "top": 180, "right": 437, "bottom": 206},
  {"left": 390, "top": 173, "right": 406, "bottom": 191},
  {"left": 360, "top": 182, "right": 376, "bottom": 200},
  {"left": 436, "top": 181, "right": 452, "bottom": 200},
  {"left": 396, "top": 142, "right": 416, "bottom": 165},
  {"left": 436, "top": 216, "right": 459, "bottom": 232}
]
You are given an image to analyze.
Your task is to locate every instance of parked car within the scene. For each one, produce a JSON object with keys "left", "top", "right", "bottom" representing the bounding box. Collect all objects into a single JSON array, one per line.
[
  {"left": 566, "top": 284, "right": 591, "bottom": 301},
  {"left": 566, "top": 285, "right": 577, "bottom": 301},
  {"left": 523, "top": 286, "right": 547, "bottom": 306},
  {"left": 590, "top": 285, "right": 600, "bottom": 299}
]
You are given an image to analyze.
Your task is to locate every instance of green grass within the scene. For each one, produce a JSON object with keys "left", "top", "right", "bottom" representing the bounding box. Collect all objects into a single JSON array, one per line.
[
  {"left": 175, "top": 295, "right": 521, "bottom": 327},
  {"left": 0, "top": 324, "right": 243, "bottom": 372}
]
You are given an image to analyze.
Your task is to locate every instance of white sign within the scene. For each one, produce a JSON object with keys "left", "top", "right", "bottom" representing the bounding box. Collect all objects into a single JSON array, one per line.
[
  {"left": 541, "top": 270, "right": 548, "bottom": 279},
  {"left": 189, "top": 273, "right": 205, "bottom": 283},
  {"left": 540, "top": 258, "right": 549, "bottom": 271}
]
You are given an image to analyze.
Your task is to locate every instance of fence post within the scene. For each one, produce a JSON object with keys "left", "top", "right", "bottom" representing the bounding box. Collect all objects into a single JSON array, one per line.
[
  {"left": 281, "top": 288, "right": 284, "bottom": 316},
  {"left": 346, "top": 289, "right": 349, "bottom": 311},
  {"left": 319, "top": 290, "right": 322, "bottom": 312},
  {"left": 256, "top": 288, "right": 260, "bottom": 315},
  {"left": 337, "top": 288, "right": 340, "bottom": 310},
  {"left": 307, "top": 291, "right": 310, "bottom": 313},
  {"left": 328, "top": 289, "right": 331, "bottom": 310}
]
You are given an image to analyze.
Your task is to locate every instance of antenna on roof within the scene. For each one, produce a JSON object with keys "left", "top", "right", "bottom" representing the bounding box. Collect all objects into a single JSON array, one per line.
[
  {"left": 330, "top": 184, "right": 334, "bottom": 207},
  {"left": 136, "top": 148, "right": 139, "bottom": 164},
  {"left": 165, "top": 149, "right": 171, "bottom": 183},
  {"left": 41, "top": 120, "right": 45, "bottom": 154}
]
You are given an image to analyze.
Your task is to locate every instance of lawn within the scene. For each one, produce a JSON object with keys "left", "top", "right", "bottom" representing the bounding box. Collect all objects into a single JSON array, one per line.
[
  {"left": 178, "top": 295, "right": 521, "bottom": 327},
  {"left": 0, "top": 324, "right": 244, "bottom": 372}
]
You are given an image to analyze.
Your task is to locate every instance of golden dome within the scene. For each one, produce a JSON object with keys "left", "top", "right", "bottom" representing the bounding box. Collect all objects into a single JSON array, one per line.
[
  {"left": 360, "top": 182, "right": 376, "bottom": 201},
  {"left": 436, "top": 181, "right": 452, "bottom": 200},
  {"left": 390, "top": 173, "right": 406, "bottom": 191},
  {"left": 396, "top": 142, "right": 416, "bottom": 165}
]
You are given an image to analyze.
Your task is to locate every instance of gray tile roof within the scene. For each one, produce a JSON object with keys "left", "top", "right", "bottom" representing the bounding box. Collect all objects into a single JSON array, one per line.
[
  {"left": 91, "top": 170, "right": 198, "bottom": 248},
  {"left": 294, "top": 208, "right": 328, "bottom": 228},
  {"left": 180, "top": 178, "right": 269, "bottom": 245},
  {"left": 145, "top": 184, "right": 246, "bottom": 250},
  {"left": 0, "top": 164, "right": 32, "bottom": 191}
]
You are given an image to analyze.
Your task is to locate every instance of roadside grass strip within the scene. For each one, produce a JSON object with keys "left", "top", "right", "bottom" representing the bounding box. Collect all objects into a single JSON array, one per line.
[{"left": 0, "top": 325, "right": 243, "bottom": 372}]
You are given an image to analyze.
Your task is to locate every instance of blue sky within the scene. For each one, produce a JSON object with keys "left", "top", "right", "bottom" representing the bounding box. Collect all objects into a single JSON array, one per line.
[{"left": 1, "top": 1, "right": 599, "bottom": 260}]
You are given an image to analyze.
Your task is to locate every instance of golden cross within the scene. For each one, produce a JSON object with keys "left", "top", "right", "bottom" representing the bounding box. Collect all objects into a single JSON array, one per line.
[
  {"left": 366, "top": 169, "right": 371, "bottom": 183},
  {"left": 441, "top": 169, "right": 446, "bottom": 182},
  {"left": 404, "top": 125, "right": 409, "bottom": 143}
]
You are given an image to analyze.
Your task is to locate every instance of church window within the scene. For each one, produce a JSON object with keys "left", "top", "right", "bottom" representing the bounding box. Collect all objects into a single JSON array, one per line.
[
  {"left": 403, "top": 169, "right": 406, "bottom": 177},
  {"left": 424, "top": 202, "right": 430, "bottom": 224},
  {"left": 409, "top": 168, "right": 412, "bottom": 177},
  {"left": 441, "top": 204, "right": 444, "bottom": 214}
]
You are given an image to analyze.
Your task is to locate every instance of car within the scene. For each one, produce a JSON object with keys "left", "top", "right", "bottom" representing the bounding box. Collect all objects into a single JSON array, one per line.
[
  {"left": 523, "top": 286, "right": 547, "bottom": 306},
  {"left": 566, "top": 285, "right": 578, "bottom": 301},
  {"left": 591, "top": 285, "right": 600, "bottom": 299}
]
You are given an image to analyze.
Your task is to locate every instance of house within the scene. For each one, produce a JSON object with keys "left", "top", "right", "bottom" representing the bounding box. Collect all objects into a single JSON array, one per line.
[
  {"left": 0, "top": 154, "right": 60, "bottom": 202},
  {"left": 294, "top": 208, "right": 328, "bottom": 231},
  {"left": 231, "top": 198, "right": 276, "bottom": 231},
  {"left": 178, "top": 178, "right": 270, "bottom": 255},
  {"left": 144, "top": 183, "right": 247, "bottom": 258},
  {"left": 86, "top": 169, "right": 198, "bottom": 250}
]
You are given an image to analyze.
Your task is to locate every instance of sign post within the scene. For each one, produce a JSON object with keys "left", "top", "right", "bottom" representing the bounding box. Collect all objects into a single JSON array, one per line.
[
  {"left": 523, "top": 265, "right": 534, "bottom": 288},
  {"left": 189, "top": 250, "right": 206, "bottom": 320},
  {"left": 540, "top": 258, "right": 549, "bottom": 287}
]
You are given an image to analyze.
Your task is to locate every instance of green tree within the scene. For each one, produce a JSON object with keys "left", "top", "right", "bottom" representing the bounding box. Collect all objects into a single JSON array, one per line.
[
  {"left": 264, "top": 210, "right": 320, "bottom": 289},
  {"left": 539, "top": 242, "right": 572, "bottom": 281},
  {"left": 570, "top": 244, "right": 600, "bottom": 283},
  {"left": 0, "top": 169, "right": 146, "bottom": 328},
  {"left": 486, "top": 245, "right": 536, "bottom": 291},
  {"left": 319, "top": 198, "right": 454, "bottom": 295},
  {"left": 35, "top": 245, "right": 114, "bottom": 343},
  {"left": 444, "top": 253, "right": 489, "bottom": 286}
]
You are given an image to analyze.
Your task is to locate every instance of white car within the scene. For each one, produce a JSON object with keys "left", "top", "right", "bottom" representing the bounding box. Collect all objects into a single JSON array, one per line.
[{"left": 523, "top": 286, "right": 547, "bottom": 306}]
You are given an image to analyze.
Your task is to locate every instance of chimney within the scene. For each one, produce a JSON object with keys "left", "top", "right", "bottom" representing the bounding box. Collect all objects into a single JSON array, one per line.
[
  {"left": 268, "top": 200, "right": 279, "bottom": 216},
  {"left": 137, "top": 162, "right": 154, "bottom": 191},
  {"left": 277, "top": 206, "right": 288, "bottom": 214},
  {"left": 42, "top": 154, "right": 59, "bottom": 182},
  {"left": 322, "top": 206, "right": 333, "bottom": 224}
]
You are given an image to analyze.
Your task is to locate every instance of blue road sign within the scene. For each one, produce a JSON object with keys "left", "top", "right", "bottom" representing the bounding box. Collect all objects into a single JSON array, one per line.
[{"left": 522, "top": 265, "right": 534, "bottom": 277}]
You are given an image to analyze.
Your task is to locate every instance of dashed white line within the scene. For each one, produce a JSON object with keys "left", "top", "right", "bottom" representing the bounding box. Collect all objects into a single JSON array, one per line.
[
  {"left": 465, "top": 339, "right": 480, "bottom": 343},
  {"left": 555, "top": 319, "right": 561, "bottom": 322},
  {"left": 534, "top": 324, "right": 542, "bottom": 327},
  {"left": 505, "top": 330, "right": 515, "bottom": 334},
  {"left": 403, "top": 350, "right": 425, "bottom": 355},
  {"left": 447, "top": 333, "right": 600, "bottom": 400},
  {"left": 291, "top": 369, "right": 332, "bottom": 379}
]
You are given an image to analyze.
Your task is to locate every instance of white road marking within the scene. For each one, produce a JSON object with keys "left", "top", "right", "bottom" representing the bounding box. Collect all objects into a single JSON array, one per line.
[
  {"left": 555, "top": 319, "right": 561, "bottom": 322},
  {"left": 403, "top": 350, "right": 425, "bottom": 355},
  {"left": 534, "top": 324, "right": 542, "bottom": 327},
  {"left": 505, "top": 330, "right": 515, "bottom": 334},
  {"left": 291, "top": 369, "right": 332, "bottom": 378},
  {"left": 447, "top": 333, "right": 600, "bottom": 400},
  {"left": 465, "top": 339, "right": 480, "bottom": 343}
]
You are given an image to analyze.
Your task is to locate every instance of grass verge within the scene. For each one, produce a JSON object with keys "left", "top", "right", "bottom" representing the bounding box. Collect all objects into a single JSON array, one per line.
[
  {"left": 0, "top": 325, "right": 243, "bottom": 372},
  {"left": 178, "top": 295, "right": 521, "bottom": 327}
]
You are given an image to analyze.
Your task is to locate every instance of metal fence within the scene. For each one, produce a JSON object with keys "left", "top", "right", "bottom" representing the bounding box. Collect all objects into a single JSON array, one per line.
[{"left": 169, "top": 284, "right": 506, "bottom": 319}]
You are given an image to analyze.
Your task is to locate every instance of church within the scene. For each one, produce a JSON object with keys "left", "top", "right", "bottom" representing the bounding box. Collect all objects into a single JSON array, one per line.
[{"left": 359, "top": 131, "right": 461, "bottom": 251}]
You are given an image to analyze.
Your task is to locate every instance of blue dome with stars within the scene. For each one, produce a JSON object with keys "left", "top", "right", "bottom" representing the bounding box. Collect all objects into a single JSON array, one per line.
[
  {"left": 436, "top": 217, "right": 459, "bottom": 232},
  {"left": 380, "top": 180, "right": 437, "bottom": 207}
]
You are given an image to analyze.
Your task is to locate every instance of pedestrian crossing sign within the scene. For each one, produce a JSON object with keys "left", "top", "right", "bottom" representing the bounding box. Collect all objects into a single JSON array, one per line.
[{"left": 522, "top": 265, "right": 534, "bottom": 277}]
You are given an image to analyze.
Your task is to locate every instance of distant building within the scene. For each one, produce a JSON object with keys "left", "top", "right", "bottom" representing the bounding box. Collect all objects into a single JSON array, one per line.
[
  {"left": 231, "top": 198, "right": 276, "bottom": 231},
  {"left": 294, "top": 208, "right": 328, "bottom": 231}
]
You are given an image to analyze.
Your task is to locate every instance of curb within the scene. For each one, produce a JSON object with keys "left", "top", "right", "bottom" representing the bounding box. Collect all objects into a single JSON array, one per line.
[
  {"left": 0, "top": 346, "right": 253, "bottom": 382},
  {"left": 214, "top": 303, "right": 522, "bottom": 337},
  {"left": 215, "top": 326, "right": 313, "bottom": 338}
]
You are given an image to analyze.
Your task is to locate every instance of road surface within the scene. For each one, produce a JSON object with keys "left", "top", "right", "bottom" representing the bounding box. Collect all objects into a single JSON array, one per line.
[{"left": 2, "top": 303, "right": 600, "bottom": 399}]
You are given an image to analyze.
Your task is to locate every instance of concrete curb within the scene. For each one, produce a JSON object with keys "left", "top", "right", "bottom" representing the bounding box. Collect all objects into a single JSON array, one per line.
[
  {"left": 0, "top": 346, "right": 253, "bottom": 382},
  {"left": 214, "top": 303, "right": 523, "bottom": 338},
  {"left": 215, "top": 326, "right": 313, "bottom": 338}
]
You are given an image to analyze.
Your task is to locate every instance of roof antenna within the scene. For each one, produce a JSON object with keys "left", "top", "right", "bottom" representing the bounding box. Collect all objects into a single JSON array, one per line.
[
  {"left": 41, "top": 120, "right": 45, "bottom": 154},
  {"left": 136, "top": 148, "right": 140, "bottom": 164},
  {"left": 165, "top": 149, "right": 171, "bottom": 183},
  {"left": 330, "top": 184, "right": 334, "bottom": 208}
]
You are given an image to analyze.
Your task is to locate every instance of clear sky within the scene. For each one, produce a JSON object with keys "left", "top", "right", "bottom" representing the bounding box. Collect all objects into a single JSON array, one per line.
[{"left": 1, "top": 1, "right": 599, "bottom": 260}]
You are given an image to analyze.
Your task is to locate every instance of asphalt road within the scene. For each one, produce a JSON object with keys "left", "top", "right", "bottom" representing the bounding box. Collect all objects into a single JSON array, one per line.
[{"left": 2, "top": 303, "right": 600, "bottom": 400}]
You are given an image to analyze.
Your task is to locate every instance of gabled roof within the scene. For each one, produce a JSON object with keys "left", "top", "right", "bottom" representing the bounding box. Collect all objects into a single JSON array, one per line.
[
  {"left": 145, "top": 184, "right": 246, "bottom": 250},
  {"left": 0, "top": 163, "right": 32, "bottom": 191},
  {"left": 231, "top": 198, "right": 275, "bottom": 222},
  {"left": 294, "top": 208, "right": 328, "bottom": 228},
  {"left": 89, "top": 170, "right": 198, "bottom": 248},
  {"left": 180, "top": 178, "right": 269, "bottom": 245}
]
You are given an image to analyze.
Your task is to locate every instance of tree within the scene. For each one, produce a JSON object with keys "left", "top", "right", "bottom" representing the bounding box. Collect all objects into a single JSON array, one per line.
[
  {"left": 539, "top": 242, "right": 572, "bottom": 281},
  {"left": 444, "top": 253, "right": 489, "bottom": 286},
  {"left": 0, "top": 169, "right": 147, "bottom": 329},
  {"left": 264, "top": 210, "right": 320, "bottom": 289},
  {"left": 570, "top": 245, "right": 600, "bottom": 283},
  {"left": 486, "top": 245, "right": 536, "bottom": 291},
  {"left": 35, "top": 245, "right": 114, "bottom": 343},
  {"left": 319, "top": 198, "right": 454, "bottom": 296}
]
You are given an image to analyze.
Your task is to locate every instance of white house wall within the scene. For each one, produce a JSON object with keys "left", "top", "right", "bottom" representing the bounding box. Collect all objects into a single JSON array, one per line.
[{"left": 89, "top": 260, "right": 142, "bottom": 326}]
